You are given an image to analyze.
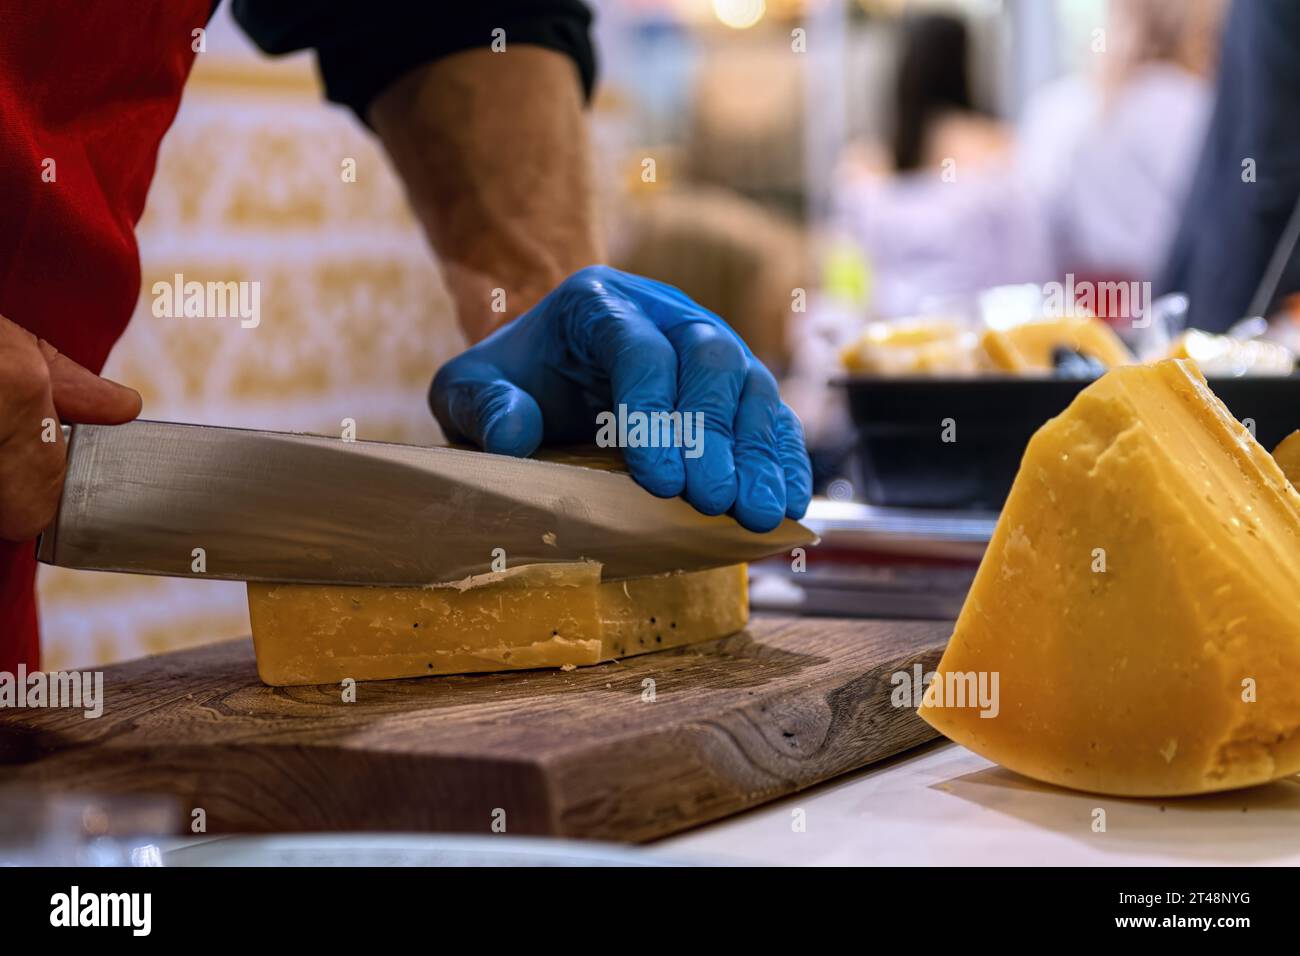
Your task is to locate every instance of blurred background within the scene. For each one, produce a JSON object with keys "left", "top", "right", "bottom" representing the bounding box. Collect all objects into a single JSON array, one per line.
[{"left": 40, "top": 0, "right": 1229, "bottom": 668}]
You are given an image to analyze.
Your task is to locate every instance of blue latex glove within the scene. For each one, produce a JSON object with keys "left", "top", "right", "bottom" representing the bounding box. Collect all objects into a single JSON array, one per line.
[{"left": 430, "top": 266, "right": 812, "bottom": 532}]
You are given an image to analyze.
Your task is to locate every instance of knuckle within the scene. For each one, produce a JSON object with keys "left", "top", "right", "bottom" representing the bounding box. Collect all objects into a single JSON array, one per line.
[
  {"left": 637, "top": 332, "right": 678, "bottom": 370},
  {"left": 0, "top": 344, "right": 52, "bottom": 411},
  {"left": 608, "top": 326, "right": 674, "bottom": 379},
  {"left": 743, "top": 364, "right": 781, "bottom": 403},
  {"left": 777, "top": 404, "right": 807, "bottom": 444},
  {"left": 564, "top": 264, "right": 617, "bottom": 291},
  {"left": 429, "top": 357, "right": 466, "bottom": 396},
  {"left": 684, "top": 327, "right": 747, "bottom": 375}
]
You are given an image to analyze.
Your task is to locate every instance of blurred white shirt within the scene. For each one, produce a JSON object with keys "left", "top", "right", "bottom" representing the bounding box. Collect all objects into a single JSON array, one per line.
[
  {"left": 835, "top": 62, "right": 1211, "bottom": 318},
  {"left": 1020, "top": 63, "right": 1211, "bottom": 281}
]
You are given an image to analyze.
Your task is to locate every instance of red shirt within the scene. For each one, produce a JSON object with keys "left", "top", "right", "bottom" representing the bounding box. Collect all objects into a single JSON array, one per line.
[{"left": 0, "top": 1, "right": 209, "bottom": 669}]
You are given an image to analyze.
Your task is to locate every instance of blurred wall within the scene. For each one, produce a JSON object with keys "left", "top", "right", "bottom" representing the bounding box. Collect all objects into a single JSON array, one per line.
[{"left": 37, "top": 9, "right": 462, "bottom": 670}]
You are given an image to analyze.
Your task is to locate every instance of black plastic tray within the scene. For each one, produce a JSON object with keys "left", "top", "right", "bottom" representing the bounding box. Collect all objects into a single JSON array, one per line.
[{"left": 836, "top": 374, "right": 1300, "bottom": 509}]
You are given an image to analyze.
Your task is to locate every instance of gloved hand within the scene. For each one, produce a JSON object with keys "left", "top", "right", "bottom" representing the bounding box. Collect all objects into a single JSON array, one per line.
[{"left": 431, "top": 266, "right": 812, "bottom": 532}]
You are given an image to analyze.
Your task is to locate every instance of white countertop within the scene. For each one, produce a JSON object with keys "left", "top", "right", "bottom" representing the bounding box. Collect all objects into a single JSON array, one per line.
[
  {"left": 653, "top": 742, "right": 1300, "bottom": 866},
  {"left": 148, "top": 742, "right": 1300, "bottom": 866}
]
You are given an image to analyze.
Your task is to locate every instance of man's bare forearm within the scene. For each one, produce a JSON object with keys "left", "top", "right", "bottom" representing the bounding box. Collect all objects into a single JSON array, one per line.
[{"left": 370, "top": 46, "right": 604, "bottom": 343}]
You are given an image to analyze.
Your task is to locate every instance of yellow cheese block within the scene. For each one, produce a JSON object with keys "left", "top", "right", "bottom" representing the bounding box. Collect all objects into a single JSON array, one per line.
[
  {"left": 919, "top": 359, "right": 1300, "bottom": 796},
  {"left": 980, "top": 317, "right": 1133, "bottom": 372},
  {"left": 1273, "top": 430, "right": 1300, "bottom": 486},
  {"left": 248, "top": 563, "right": 748, "bottom": 686}
]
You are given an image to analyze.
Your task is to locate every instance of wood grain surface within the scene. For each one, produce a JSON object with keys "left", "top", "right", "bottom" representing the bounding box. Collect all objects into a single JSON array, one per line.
[{"left": 0, "top": 615, "right": 950, "bottom": 842}]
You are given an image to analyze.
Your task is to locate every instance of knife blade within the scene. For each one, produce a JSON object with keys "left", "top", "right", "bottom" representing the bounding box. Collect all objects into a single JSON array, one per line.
[{"left": 37, "top": 420, "right": 817, "bottom": 585}]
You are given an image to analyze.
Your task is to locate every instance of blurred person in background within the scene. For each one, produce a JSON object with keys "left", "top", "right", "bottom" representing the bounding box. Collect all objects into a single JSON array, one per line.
[
  {"left": 833, "top": 0, "right": 1221, "bottom": 320},
  {"left": 833, "top": 10, "right": 1024, "bottom": 318},
  {"left": 1160, "top": 0, "right": 1300, "bottom": 331},
  {"left": 890, "top": 12, "right": 1009, "bottom": 176},
  {"left": 1021, "top": 0, "right": 1221, "bottom": 289}
]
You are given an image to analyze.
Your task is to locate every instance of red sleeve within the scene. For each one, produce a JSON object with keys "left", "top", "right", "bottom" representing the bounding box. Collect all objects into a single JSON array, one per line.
[{"left": 0, "top": 0, "right": 210, "bottom": 666}]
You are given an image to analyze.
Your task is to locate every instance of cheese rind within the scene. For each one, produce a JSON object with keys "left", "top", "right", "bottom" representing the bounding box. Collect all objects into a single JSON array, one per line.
[
  {"left": 600, "top": 563, "right": 749, "bottom": 659},
  {"left": 248, "top": 563, "right": 749, "bottom": 686},
  {"left": 919, "top": 360, "right": 1300, "bottom": 796}
]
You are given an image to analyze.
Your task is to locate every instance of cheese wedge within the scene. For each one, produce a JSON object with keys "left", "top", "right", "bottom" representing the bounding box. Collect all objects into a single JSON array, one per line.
[
  {"left": 248, "top": 563, "right": 748, "bottom": 686},
  {"left": 1275, "top": 430, "right": 1300, "bottom": 486},
  {"left": 919, "top": 359, "right": 1300, "bottom": 796},
  {"left": 980, "top": 317, "right": 1133, "bottom": 372}
]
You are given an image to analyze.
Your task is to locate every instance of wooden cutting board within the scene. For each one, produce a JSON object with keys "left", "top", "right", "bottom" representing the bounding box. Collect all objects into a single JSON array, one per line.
[{"left": 0, "top": 615, "right": 949, "bottom": 842}]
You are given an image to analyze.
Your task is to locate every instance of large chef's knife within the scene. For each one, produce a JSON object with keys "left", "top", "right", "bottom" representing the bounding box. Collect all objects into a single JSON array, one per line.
[{"left": 37, "top": 420, "right": 816, "bottom": 585}]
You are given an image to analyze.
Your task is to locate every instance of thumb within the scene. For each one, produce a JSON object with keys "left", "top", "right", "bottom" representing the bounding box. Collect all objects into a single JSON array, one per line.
[
  {"left": 430, "top": 358, "right": 543, "bottom": 458},
  {"left": 41, "top": 342, "right": 142, "bottom": 425}
]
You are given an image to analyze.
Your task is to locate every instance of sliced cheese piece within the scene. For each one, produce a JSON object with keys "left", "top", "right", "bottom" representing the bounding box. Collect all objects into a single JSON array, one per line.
[
  {"left": 919, "top": 359, "right": 1300, "bottom": 796},
  {"left": 248, "top": 563, "right": 748, "bottom": 686},
  {"left": 1273, "top": 430, "right": 1300, "bottom": 486},
  {"left": 979, "top": 316, "right": 1133, "bottom": 372}
]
